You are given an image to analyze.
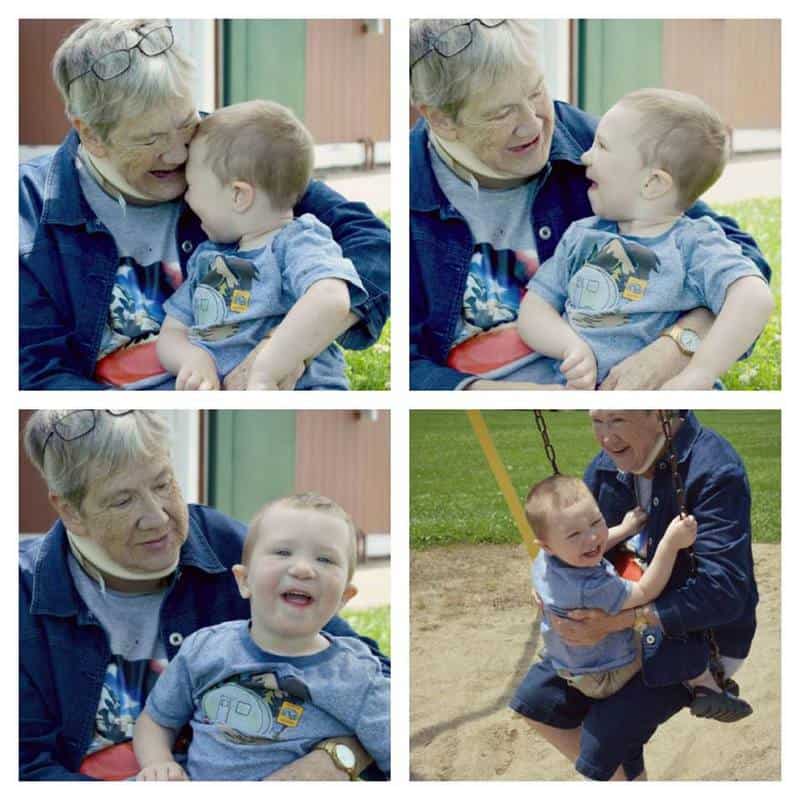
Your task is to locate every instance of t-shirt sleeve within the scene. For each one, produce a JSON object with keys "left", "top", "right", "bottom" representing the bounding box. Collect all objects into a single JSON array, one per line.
[
  {"left": 527, "top": 222, "right": 580, "bottom": 311},
  {"left": 579, "top": 568, "right": 632, "bottom": 615},
  {"left": 277, "top": 214, "right": 368, "bottom": 309},
  {"left": 143, "top": 636, "right": 198, "bottom": 730},
  {"left": 349, "top": 665, "right": 391, "bottom": 775},
  {"left": 163, "top": 252, "right": 199, "bottom": 327},
  {"left": 683, "top": 217, "right": 766, "bottom": 315}
]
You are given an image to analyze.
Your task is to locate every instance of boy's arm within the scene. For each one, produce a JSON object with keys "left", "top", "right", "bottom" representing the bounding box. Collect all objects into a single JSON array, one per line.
[
  {"left": 621, "top": 514, "right": 697, "bottom": 609},
  {"left": 246, "top": 278, "right": 352, "bottom": 390},
  {"left": 662, "top": 276, "right": 774, "bottom": 390},
  {"left": 517, "top": 293, "right": 597, "bottom": 389},
  {"left": 133, "top": 710, "right": 186, "bottom": 781},
  {"left": 157, "top": 316, "right": 219, "bottom": 391}
]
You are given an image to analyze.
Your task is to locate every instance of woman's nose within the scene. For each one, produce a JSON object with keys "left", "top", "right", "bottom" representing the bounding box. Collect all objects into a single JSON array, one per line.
[
  {"left": 161, "top": 136, "right": 189, "bottom": 166},
  {"left": 581, "top": 148, "right": 592, "bottom": 166},
  {"left": 139, "top": 495, "right": 169, "bottom": 528}
]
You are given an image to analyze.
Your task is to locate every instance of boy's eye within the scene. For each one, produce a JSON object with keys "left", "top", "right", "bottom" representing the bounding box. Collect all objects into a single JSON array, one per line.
[
  {"left": 274, "top": 549, "right": 291, "bottom": 557},
  {"left": 317, "top": 555, "right": 336, "bottom": 565}
]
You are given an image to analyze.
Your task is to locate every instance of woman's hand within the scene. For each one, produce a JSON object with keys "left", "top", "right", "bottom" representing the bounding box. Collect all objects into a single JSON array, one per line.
[
  {"left": 554, "top": 608, "right": 627, "bottom": 646},
  {"left": 599, "top": 336, "right": 689, "bottom": 390}
]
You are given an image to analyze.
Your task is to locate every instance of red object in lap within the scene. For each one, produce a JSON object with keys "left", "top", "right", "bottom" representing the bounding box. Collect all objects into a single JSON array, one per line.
[
  {"left": 79, "top": 741, "right": 140, "bottom": 781},
  {"left": 447, "top": 325, "right": 535, "bottom": 374},
  {"left": 608, "top": 549, "right": 645, "bottom": 581}
]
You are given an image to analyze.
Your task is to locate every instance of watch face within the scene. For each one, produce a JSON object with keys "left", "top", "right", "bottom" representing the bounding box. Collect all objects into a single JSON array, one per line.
[
  {"left": 335, "top": 744, "right": 356, "bottom": 769},
  {"left": 679, "top": 329, "right": 700, "bottom": 353}
]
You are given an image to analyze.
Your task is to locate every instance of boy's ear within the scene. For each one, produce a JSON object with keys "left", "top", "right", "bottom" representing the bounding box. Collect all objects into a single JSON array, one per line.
[
  {"left": 232, "top": 564, "right": 251, "bottom": 599},
  {"left": 641, "top": 168, "right": 673, "bottom": 200},
  {"left": 339, "top": 583, "right": 358, "bottom": 609},
  {"left": 418, "top": 104, "right": 460, "bottom": 142},
  {"left": 232, "top": 181, "right": 256, "bottom": 213},
  {"left": 49, "top": 493, "right": 87, "bottom": 536},
  {"left": 72, "top": 118, "right": 109, "bottom": 158}
]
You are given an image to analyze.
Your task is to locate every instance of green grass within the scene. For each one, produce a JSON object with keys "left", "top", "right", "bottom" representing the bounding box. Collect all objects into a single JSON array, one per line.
[
  {"left": 410, "top": 410, "right": 780, "bottom": 549},
  {"left": 343, "top": 320, "right": 390, "bottom": 390},
  {"left": 342, "top": 211, "right": 390, "bottom": 390},
  {"left": 341, "top": 606, "right": 391, "bottom": 656},
  {"left": 711, "top": 197, "right": 781, "bottom": 390}
]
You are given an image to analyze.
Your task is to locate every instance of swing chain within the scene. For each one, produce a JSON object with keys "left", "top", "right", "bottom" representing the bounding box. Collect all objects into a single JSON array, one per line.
[
  {"left": 658, "top": 410, "right": 687, "bottom": 518},
  {"left": 534, "top": 411, "right": 560, "bottom": 475},
  {"left": 658, "top": 410, "right": 698, "bottom": 576}
]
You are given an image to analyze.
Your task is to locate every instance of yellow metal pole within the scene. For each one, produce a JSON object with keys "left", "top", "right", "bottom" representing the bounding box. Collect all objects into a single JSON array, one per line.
[{"left": 466, "top": 410, "right": 539, "bottom": 560}]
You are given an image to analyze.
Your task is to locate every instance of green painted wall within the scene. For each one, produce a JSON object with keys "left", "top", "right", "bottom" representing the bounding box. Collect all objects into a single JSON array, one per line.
[
  {"left": 222, "top": 20, "right": 306, "bottom": 119},
  {"left": 578, "top": 20, "right": 663, "bottom": 116},
  {"left": 208, "top": 411, "right": 296, "bottom": 524}
]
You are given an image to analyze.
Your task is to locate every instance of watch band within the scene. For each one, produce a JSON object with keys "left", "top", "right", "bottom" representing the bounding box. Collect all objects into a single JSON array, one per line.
[{"left": 314, "top": 740, "right": 359, "bottom": 780}]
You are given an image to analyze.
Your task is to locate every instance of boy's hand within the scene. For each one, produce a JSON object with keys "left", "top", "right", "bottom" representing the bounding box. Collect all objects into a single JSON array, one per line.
[
  {"left": 661, "top": 366, "right": 717, "bottom": 391},
  {"left": 176, "top": 347, "right": 219, "bottom": 391},
  {"left": 136, "top": 761, "right": 188, "bottom": 781},
  {"left": 560, "top": 340, "right": 597, "bottom": 390},
  {"left": 619, "top": 506, "right": 648, "bottom": 536},
  {"left": 663, "top": 513, "right": 697, "bottom": 549}
]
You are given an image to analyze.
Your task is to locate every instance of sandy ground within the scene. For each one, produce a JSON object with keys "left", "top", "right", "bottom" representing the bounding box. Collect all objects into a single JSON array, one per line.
[{"left": 410, "top": 543, "right": 780, "bottom": 781}]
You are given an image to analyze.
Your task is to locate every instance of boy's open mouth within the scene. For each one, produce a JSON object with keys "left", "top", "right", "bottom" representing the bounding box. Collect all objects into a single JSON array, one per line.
[
  {"left": 583, "top": 544, "right": 601, "bottom": 559},
  {"left": 282, "top": 590, "right": 314, "bottom": 607}
]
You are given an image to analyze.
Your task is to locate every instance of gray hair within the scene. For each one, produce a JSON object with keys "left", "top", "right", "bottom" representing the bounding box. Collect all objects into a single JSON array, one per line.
[
  {"left": 52, "top": 19, "right": 195, "bottom": 143},
  {"left": 410, "top": 19, "right": 541, "bottom": 120},
  {"left": 24, "top": 410, "right": 172, "bottom": 509}
]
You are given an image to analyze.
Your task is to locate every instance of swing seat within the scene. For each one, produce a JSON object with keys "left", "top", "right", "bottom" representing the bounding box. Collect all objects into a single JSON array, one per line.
[{"left": 608, "top": 548, "right": 645, "bottom": 581}]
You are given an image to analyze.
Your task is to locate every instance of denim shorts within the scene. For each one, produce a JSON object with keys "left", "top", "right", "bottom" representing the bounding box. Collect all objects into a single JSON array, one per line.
[{"left": 509, "top": 660, "right": 690, "bottom": 780}]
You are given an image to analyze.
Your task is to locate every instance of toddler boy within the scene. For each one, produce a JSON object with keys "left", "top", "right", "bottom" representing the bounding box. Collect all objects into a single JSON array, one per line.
[
  {"left": 523, "top": 474, "right": 751, "bottom": 720},
  {"left": 157, "top": 101, "right": 366, "bottom": 390},
  {"left": 517, "top": 88, "right": 773, "bottom": 389},
  {"left": 133, "top": 493, "right": 389, "bottom": 780}
]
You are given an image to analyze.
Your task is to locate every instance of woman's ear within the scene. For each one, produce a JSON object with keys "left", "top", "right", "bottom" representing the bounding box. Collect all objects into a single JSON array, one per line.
[
  {"left": 232, "top": 181, "right": 256, "bottom": 213},
  {"left": 232, "top": 564, "right": 251, "bottom": 599},
  {"left": 49, "top": 493, "right": 87, "bottom": 536},
  {"left": 418, "top": 104, "right": 460, "bottom": 142},
  {"left": 72, "top": 118, "right": 109, "bottom": 158}
]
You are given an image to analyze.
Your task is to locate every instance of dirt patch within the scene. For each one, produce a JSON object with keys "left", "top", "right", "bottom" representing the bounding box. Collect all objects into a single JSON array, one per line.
[{"left": 410, "top": 542, "right": 780, "bottom": 780}]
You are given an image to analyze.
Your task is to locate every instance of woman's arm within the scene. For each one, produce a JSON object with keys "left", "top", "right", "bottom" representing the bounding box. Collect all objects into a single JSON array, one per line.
[{"left": 294, "top": 180, "right": 389, "bottom": 350}]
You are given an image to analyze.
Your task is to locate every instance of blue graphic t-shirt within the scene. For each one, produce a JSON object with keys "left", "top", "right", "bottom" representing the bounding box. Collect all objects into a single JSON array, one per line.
[
  {"left": 68, "top": 555, "right": 168, "bottom": 760},
  {"left": 429, "top": 144, "right": 543, "bottom": 347},
  {"left": 77, "top": 156, "right": 183, "bottom": 378},
  {"left": 145, "top": 619, "right": 390, "bottom": 780},
  {"left": 529, "top": 214, "right": 766, "bottom": 384}
]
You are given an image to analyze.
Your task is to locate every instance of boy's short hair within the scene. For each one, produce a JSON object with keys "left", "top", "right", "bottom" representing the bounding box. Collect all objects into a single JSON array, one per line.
[
  {"left": 197, "top": 99, "right": 314, "bottom": 209},
  {"left": 620, "top": 88, "right": 730, "bottom": 209},
  {"left": 242, "top": 492, "right": 358, "bottom": 580},
  {"left": 525, "top": 475, "right": 595, "bottom": 542}
]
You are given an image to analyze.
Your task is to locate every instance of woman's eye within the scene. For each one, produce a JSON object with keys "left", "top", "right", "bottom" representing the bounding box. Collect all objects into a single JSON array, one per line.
[
  {"left": 491, "top": 108, "right": 513, "bottom": 121},
  {"left": 274, "top": 549, "right": 291, "bottom": 557},
  {"left": 111, "top": 497, "right": 132, "bottom": 508}
]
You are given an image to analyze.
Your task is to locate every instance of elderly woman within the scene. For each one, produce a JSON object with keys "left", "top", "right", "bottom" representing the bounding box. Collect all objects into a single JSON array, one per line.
[
  {"left": 20, "top": 410, "right": 388, "bottom": 780},
  {"left": 510, "top": 410, "right": 758, "bottom": 780},
  {"left": 409, "top": 19, "right": 769, "bottom": 390},
  {"left": 20, "top": 19, "right": 389, "bottom": 390}
]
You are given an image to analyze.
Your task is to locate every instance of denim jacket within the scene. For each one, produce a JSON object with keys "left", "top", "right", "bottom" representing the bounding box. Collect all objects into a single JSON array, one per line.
[
  {"left": 584, "top": 412, "right": 758, "bottom": 687},
  {"left": 20, "top": 505, "right": 389, "bottom": 780},
  {"left": 409, "top": 103, "right": 771, "bottom": 390},
  {"left": 20, "top": 130, "right": 390, "bottom": 390}
]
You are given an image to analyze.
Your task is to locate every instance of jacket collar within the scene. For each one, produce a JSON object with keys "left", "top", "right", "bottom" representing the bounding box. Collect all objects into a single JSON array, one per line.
[
  {"left": 39, "top": 129, "right": 96, "bottom": 228},
  {"left": 410, "top": 100, "right": 587, "bottom": 215},
  {"left": 28, "top": 504, "right": 229, "bottom": 618},
  {"left": 593, "top": 411, "right": 701, "bottom": 479}
]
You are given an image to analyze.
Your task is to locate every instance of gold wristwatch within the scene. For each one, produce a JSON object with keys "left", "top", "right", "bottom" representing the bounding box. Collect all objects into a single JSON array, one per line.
[
  {"left": 633, "top": 606, "right": 650, "bottom": 634},
  {"left": 660, "top": 324, "right": 700, "bottom": 356},
  {"left": 315, "top": 741, "right": 358, "bottom": 780}
]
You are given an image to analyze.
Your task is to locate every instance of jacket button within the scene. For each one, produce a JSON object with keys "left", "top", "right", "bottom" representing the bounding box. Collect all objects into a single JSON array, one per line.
[
  {"left": 538, "top": 225, "right": 552, "bottom": 240},
  {"left": 181, "top": 240, "right": 194, "bottom": 253},
  {"left": 645, "top": 634, "right": 656, "bottom": 645},
  {"left": 653, "top": 497, "right": 660, "bottom": 507},
  {"left": 169, "top": 632, "right": 184, "bottom": 647}
]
